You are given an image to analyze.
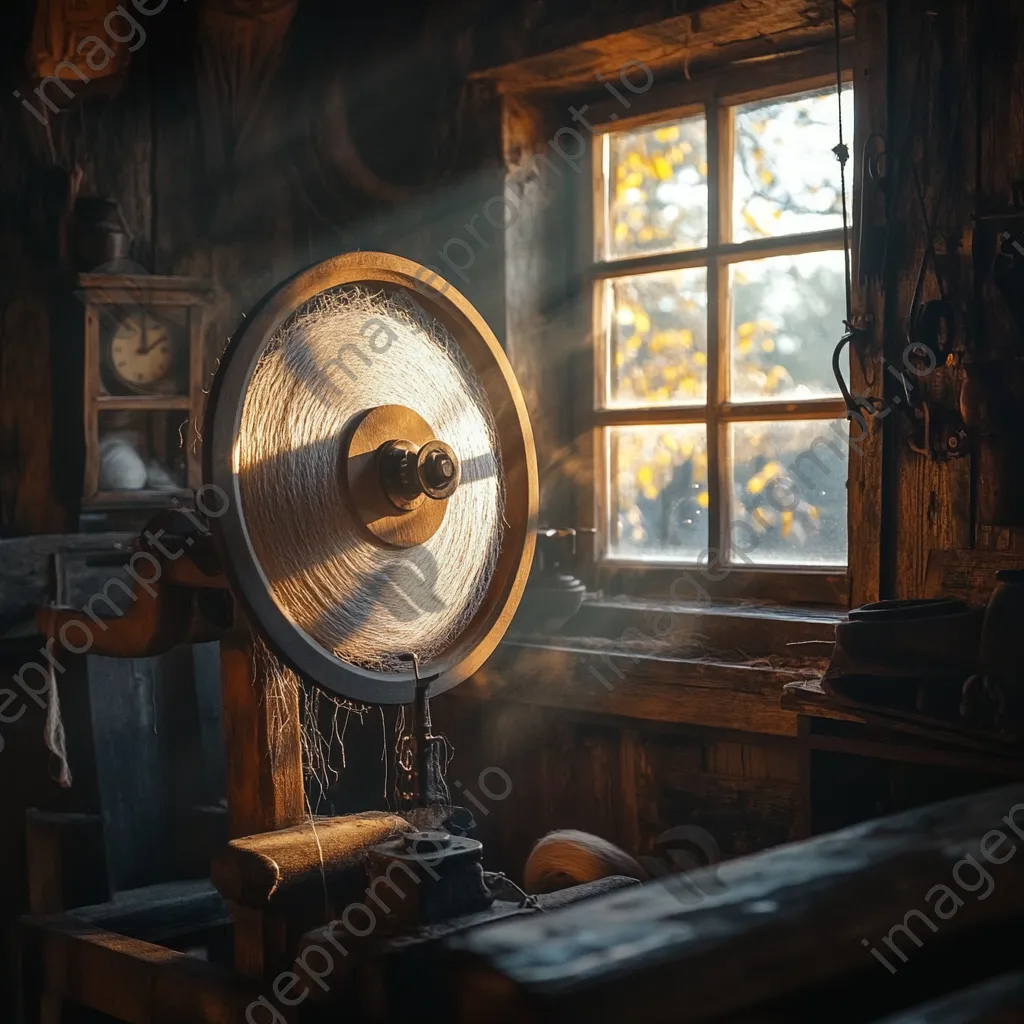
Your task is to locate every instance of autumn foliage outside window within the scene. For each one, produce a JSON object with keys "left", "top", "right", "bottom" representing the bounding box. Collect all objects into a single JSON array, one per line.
[{"left": 594, "top": 82, "right": 855, "bottom": 571}]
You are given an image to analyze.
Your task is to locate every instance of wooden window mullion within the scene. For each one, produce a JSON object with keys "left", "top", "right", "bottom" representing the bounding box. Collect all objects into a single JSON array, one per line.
[{"left": 706, "top": 97, "right": 725, "bottom": 565}]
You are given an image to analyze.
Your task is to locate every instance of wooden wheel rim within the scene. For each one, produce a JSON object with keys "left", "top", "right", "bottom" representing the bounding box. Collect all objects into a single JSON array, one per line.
[{"left": 204, "top": 253, "right": 538, "bottom": 705}]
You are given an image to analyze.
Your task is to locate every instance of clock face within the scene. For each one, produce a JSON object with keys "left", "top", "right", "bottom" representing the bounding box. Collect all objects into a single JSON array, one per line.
[{"left": 109, "top": 317, "right": 174, "bottom": 389}]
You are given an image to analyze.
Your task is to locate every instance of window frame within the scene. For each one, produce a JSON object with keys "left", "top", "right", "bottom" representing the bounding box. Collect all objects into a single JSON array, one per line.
[{"left": 579, "top": 50, "right": 857, "bottom": 607}]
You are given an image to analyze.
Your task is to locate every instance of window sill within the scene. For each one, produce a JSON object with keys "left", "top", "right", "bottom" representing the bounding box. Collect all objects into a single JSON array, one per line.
[
  {"left": 513, "top": 594, "right": 841, "bottom": 660},
  {"left": 454, "top": 600, "right": 841, "bottom": 737},
  {"left": 597, "top": 563, "right": 848, "bottom": 608}
]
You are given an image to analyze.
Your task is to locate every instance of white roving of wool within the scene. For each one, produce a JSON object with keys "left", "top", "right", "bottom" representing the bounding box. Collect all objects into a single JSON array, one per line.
[{"left": 236, "top": 286, "right": 505, "bottom": 674}]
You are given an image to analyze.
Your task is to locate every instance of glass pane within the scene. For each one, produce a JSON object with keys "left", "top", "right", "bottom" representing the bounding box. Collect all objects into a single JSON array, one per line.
[
  {"left": 608, "top": 425, "right": 708, "bottom": 561},
  {"left": 606, "top": 268, "right": 708, "bottom": 407},
  {"left": 728, "top": 419, "right": 848, "bottom": 567},
  {"left": 605, "top": 114, "right": 708, "bottom": 259},
  {"left": 729, "top": 250, "right": 846, "bottom": 401},
  {"left": 732, "top": 84, "right": 854, "bottom": 241},
  {"left": 98, "top": 410, "right": 188, "bottom": 493}
]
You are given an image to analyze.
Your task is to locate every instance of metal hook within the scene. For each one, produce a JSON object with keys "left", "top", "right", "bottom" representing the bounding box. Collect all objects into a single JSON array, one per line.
[{"left": 832, "top": 328, "right": 883, "bottom": 421}]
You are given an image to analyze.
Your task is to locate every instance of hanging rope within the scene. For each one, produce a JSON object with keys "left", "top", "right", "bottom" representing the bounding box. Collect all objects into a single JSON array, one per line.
[
  {"left": 829, "top": 0, "right": 877, "bottom": 421},
  {"left": 832, "top": 0, "right": 853, "bottom": 328}
]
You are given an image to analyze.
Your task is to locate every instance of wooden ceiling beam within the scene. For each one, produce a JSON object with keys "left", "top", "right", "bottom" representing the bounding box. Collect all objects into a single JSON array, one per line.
[{"left": 471, "top": 0, "right": 854, "bottom": 94}]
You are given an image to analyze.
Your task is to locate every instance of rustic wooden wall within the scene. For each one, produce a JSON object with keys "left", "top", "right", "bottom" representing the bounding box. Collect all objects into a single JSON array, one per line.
[
  {"left": 434, "top": 696, "right": 802, "bottom": 878},
  {"left": 883, "top": 0, "right": 1024, "bottom": 595}
]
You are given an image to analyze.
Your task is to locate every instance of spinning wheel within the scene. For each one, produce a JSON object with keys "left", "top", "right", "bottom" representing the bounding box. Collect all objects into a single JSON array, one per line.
[{"left": 28, "top": 255, "right": 546, "bottom": 1017}]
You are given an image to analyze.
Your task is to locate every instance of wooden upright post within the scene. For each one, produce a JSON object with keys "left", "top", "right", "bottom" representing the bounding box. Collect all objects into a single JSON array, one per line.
[
  {"left": 220, "top": 629, "right": 306, "bottom": 978},
  {"left": 219, "top": 630, "right": 305, "bottom": 839}
]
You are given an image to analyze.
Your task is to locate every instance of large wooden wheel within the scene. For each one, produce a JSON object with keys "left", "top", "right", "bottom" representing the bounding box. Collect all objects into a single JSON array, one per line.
[{"left": 204, "top": 253, "right": 537, "bottom": 705}]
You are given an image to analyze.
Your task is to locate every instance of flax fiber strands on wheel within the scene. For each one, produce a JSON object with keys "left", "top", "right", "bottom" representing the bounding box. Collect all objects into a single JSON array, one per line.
[{"left": 235, "top": 286, "right": 505, "bottom": 674}]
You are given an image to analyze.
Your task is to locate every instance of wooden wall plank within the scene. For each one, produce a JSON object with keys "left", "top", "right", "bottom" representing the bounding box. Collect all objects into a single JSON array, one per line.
[
  {"left": 974, "top": 0, "right": 1024, "bottom": 530},
  {"left": 886, "top": 0, "right": 974, "bottom": 598},
  {"left": 847, "top": 0, "right": 888, "bottom": 607}
]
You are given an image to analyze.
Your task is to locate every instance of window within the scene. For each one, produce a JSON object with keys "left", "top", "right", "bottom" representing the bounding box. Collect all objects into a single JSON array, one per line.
[{"left": 591, "top": 78, "right": 854, "bottom": 593}]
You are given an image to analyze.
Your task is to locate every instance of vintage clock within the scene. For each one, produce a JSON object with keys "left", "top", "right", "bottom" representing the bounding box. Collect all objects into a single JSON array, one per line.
[{"left": 77, "top": 274, "right": 214, "bottom": 508}]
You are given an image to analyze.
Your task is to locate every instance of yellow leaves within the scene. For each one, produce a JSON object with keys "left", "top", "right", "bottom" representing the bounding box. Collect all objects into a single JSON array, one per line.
[
  {"left": 680, "top": 329, "right": 694, "bottom": 350},
  {"left": 697, "top": 491, "right": 710, "bottom": 509},
  {"left": 619, "top": 186, "right": 647, "bottom": 208},
  {"left": 761, "top": 338, "right": 775, "bottom": 353},
  {"left": 653, "top": 156, "right": 674, "bottom": 181},
  {"left": 638, "top": 227, "right": 655, "bottom": 243},
  {"left": 614, "top": 222, "right": 630, "bottom": 243},
  {"left": 747, "top": 474, "right": 765, "bottom": 495},
  {"left": 807, "top": 505, "right": 819, "bottom": 521},
  {"left": 634, "top": 460, "right": 659, "bottom": 503},
  {"left": 780, "top": 510, "right": 794, "bottom": 539},
  {"left": 634, "top": 310, "right": 651, "bottom": 335},
  {"left": 654, "top": 125, "right": 680, "bottom": 143},
  {"left": 693, "top": 352, "right": 707, "bottom": 368},
  {"left": 758, "top": 168, "right": 775, "bottom": 187},
  {"left": 763, "top": 365, "right": 791, "bottom": 392},
  {"left": 738, "top": 322, "right": 755, "bottom": 339},
  {"left": 697, "top": 160, "right": 709, "bottom": 178},
  {"left": 738, "top": 338, "right": 752, "bottom": 355}
]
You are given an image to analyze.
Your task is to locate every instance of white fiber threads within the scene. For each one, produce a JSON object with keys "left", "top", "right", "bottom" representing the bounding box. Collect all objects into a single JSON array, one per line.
[
  {"left": 254, "top": 634, "right": 301, "bottom": 775},
  {"left": 43, "top": 658, "right": 72, "bottom": 789},
  {"left": 236, "top": 286, "right": 505, "bottom": 675}
]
